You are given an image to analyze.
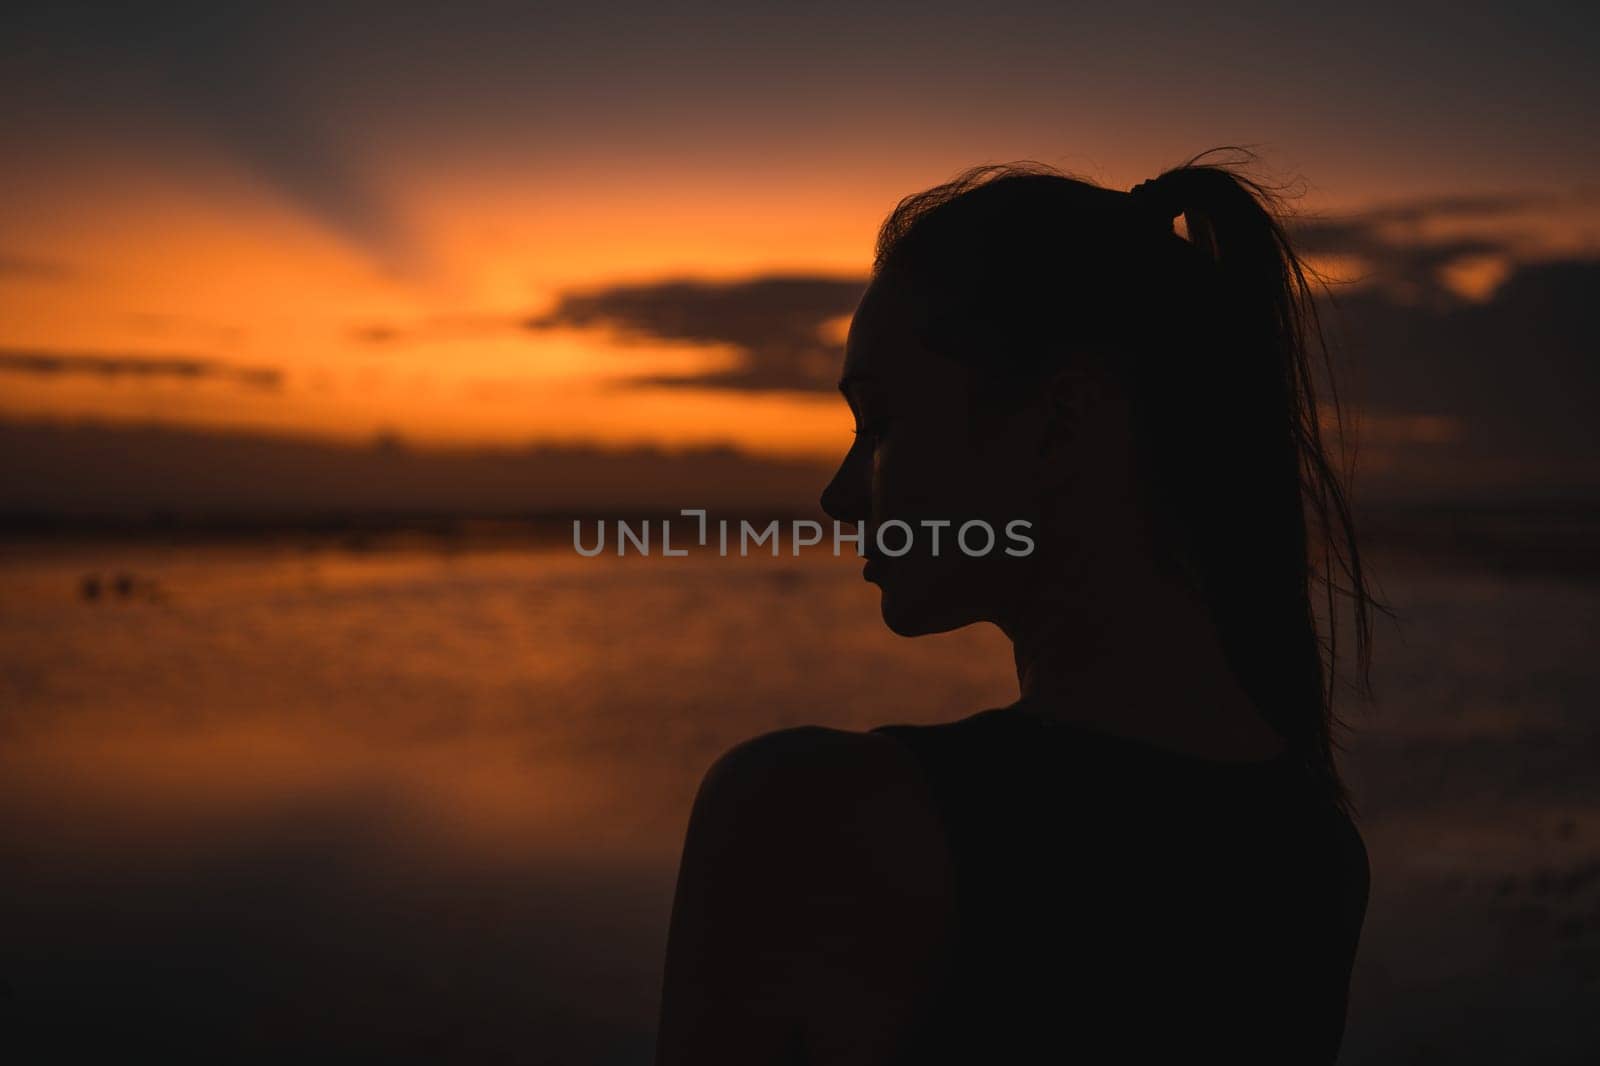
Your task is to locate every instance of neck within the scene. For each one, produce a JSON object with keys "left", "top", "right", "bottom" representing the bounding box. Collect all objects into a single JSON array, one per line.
[
  {"left": 1004, "top": 550, "right": 1194, "bottom": 700},
  {"left": 998, "top": 547, "right": 1287, "bottom": 760}
]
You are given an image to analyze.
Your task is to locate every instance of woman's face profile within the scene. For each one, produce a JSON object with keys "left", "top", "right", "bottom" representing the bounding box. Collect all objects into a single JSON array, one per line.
[{"left": 821, "top": 270, "right": 1052, "bottom": 637}]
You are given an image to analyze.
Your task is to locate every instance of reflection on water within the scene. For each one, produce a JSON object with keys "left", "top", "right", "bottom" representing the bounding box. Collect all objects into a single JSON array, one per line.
[{"left": 1, "top": 540, "right": 1598, "bottom": 1062}]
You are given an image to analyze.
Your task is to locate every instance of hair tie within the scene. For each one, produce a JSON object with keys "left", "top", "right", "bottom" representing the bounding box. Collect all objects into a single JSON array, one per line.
[{"left": 1129, "top": 177, "right": 1183, "bottom": 227}]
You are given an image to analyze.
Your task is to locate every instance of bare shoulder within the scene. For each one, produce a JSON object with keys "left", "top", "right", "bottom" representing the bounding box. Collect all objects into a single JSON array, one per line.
[
  {"left": 658, "top": 725, "right": 953, "bottom": 1064},
  {"left": 685, "top": 723, "right": 952, "bottom": 897},
  {"left": 696, "top": 724, "right": 940, "bottom": 824}
]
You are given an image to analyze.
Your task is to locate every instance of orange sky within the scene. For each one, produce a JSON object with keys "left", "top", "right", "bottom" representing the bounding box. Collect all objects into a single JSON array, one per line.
[
  {"left": 3, "top": 6, "right": 1597, "bottom": 462},
  {"left": 0, "top": 147, "right": 887, "bottom": 455}
]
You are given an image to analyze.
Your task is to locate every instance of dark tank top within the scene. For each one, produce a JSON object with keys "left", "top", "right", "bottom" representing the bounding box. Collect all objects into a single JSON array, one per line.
[{"left": 869, "top": 703, "right": 1369, "bottom": 1064}]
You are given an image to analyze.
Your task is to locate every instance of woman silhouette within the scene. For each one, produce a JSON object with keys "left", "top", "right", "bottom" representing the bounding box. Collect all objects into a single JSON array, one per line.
[{"left": 656, "top": 156, "right": 1374, "bottom": 1064}]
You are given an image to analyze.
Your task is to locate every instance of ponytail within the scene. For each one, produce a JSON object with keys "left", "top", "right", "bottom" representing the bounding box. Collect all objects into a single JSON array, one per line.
[{"left": 1128, "top": 154, "right": 1377, "bottom": 815}]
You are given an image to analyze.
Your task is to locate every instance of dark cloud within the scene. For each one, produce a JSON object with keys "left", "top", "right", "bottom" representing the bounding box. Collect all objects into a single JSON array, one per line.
[
  {"left": 1299, "top": 225, "right": 1512, "bottom": 306},
  {"left": 1327, "top": 256, "right": 1600, "bottom": 501},
  {"left": 526, "top": 275, "right": 867, "bottom": 392},
  {"left": 351, "top": 325, "right": 402, "bottom": 345},
  {"left": 0, "top": 349, "right": 283, "bottom": 390},
  {"left": 0, "top": 254, "right": 75, "bottom": 281},
  {"left": 1325, "top": 193, "right": 1545, "bottom": 228},
  {"left": 347, "top": 313, "right": 517, "bottom": 346},
  {"left": 0, "top": 418, "right": 835, "bottom": 519},
  {"left": 1288, "top": 192, "right": 1581, "bottom": 306}
]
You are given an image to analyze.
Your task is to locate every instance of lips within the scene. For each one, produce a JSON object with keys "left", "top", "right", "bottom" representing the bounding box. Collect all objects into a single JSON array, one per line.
[{"left": 862, "top": 523, "right": 881, "bottom": 562}]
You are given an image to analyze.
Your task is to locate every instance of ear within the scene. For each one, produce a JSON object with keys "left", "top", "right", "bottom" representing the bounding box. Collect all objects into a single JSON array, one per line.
[{"left": 1037, "top": 362, "right": 1106, "bottom": 460}]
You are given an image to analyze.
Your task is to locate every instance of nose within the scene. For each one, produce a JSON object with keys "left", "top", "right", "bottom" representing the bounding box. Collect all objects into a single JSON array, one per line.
[{"left": 819, "top": 442, "right": 869, "bottom": 524}]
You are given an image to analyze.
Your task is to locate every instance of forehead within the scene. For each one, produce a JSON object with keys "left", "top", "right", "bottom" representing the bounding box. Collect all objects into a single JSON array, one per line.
[
  {"left": 841, "top": 273, "right": 976, "bottom": 413},
  {"left": 841, "top": 274, "right": 917, "bottom": 382}
]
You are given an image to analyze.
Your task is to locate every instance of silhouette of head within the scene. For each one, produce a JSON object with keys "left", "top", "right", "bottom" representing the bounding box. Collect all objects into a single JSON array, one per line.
[{"left": 821, "top": 154, "right": 1374, "bottom": 807}]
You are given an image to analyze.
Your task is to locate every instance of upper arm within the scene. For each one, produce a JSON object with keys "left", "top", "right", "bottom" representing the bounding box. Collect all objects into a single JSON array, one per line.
[{"left": 655, "top": 726, "right": 954, "bottom": 1066}]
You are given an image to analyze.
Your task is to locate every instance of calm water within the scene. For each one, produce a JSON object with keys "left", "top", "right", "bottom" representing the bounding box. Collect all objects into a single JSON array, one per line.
[{"left": 2, "top": 539, "right": 1598, "bottom": 1063}]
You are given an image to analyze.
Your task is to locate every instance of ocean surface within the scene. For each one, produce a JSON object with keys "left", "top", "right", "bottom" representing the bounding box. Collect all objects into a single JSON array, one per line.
[{"left": 2, "top": 536, "right": 1598, "bottom": 1063}]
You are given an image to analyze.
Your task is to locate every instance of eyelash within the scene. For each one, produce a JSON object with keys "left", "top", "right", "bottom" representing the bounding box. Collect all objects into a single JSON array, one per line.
[{"left": 853, "top": 417, "right": 892, "bottom": 440}]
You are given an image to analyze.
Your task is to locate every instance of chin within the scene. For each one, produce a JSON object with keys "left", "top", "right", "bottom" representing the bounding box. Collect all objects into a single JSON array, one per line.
[{"left": 877, "top": 583, "right": 984, "bottom": 637}]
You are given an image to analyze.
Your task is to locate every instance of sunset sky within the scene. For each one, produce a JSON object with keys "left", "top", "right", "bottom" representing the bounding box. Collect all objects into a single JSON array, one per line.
[{"left": 3, "top": 3, "right": 1598, "bottom": 510}]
